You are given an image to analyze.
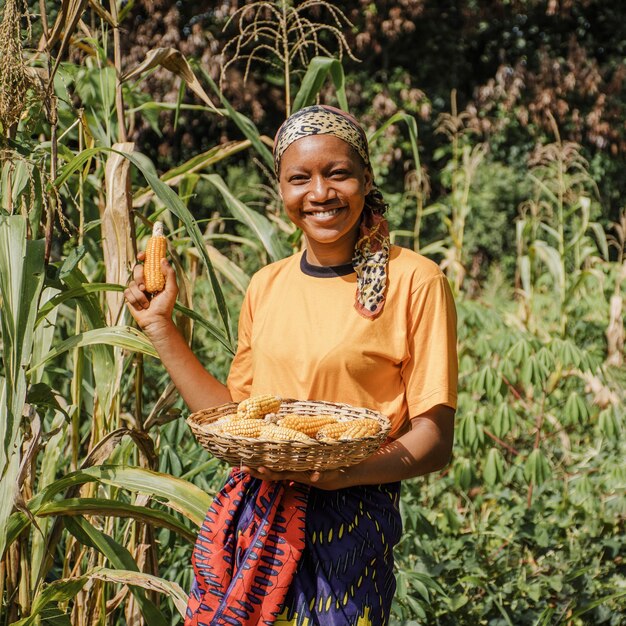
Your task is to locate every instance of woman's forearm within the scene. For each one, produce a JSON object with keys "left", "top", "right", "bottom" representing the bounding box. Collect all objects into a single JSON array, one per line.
[
  {"left": 246, "top": 404, "right": 455, "bottom": 488},
  {"left": 144, "top": 319, "right": 232, "bottom": 412},
  {"left": 342, "top": 405, "right": 455, "bottom": 486}
]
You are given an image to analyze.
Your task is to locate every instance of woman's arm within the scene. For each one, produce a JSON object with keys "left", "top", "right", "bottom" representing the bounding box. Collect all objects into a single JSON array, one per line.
[
  {"left": 124, "top": 256, "right": 232, "bottom": 412},
  {"left": 244, "top": 403, "right": 455, "bottom": 488}
]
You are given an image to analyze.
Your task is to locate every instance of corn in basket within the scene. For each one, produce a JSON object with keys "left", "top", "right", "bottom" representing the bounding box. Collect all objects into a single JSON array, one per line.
[{"left": 186, "top": 398, "right": 391, "bottom": 471}]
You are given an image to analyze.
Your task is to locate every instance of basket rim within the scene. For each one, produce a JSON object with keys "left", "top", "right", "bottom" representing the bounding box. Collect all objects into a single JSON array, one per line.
[
  {"left": 188, "top": 398, "right": 391, "bottom": 422},
  {"left": 185, "top": 398, "right": 391, "bottom": 471}
]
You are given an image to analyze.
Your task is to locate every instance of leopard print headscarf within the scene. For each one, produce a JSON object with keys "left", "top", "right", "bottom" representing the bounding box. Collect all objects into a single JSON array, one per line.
[{"left": 274, "top": 105, "right": 390, "bottom": 319}]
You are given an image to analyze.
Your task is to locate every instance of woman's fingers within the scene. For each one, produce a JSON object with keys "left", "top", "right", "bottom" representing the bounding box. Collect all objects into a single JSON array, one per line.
[
  {"left": 132, "top": 260, "right": 145, "bottom": 289},
  {"left": 124, "top": 282, "right": 150, "bottom": 310},
  {"left": 161, "top": 258, "right": 179, "bottom": 297},
  {"left": 241, "top": 465, "right": 324, "bottom": 485}
]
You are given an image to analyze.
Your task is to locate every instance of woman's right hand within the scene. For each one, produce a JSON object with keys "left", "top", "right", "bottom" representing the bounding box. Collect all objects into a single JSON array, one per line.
[{"left": 124, "top": 251, "right": 178, "bottom": 337}]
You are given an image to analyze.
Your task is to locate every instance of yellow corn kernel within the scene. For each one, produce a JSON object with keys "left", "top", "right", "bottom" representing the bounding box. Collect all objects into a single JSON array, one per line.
[
  {"left": 315, "top": 421, "right": 350, "bottom": 442},
  {"left": 278, "top": 414, "right": 339, "bottom": 437},
  {"left": 237, "top": 394, "right": 282, "bottom": 419},
  {"left": 259, "top": 424, "right": 313, "bottom": 443},
  {"left": 144, "top": 221, "right": 167, "bottom": 293},
  {"left": 205, "top": 413, "right": 238, "bottom": 431},
  {"left": 221, "top": 419, "right": 264, "bottom": 438},
  {"left": 338, "top": 418, "right": 381, "bottom": 440}
]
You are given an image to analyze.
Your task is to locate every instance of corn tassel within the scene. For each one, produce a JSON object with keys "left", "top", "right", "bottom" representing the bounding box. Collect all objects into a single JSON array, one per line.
[{"left": 144, "top": 221, "right": 167, "bottom": 293}]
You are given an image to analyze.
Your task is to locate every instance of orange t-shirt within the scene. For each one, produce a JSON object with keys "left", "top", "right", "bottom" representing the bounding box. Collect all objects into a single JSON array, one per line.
[{"left": 227, "top": 246, "right": 458, "bottom": 438}]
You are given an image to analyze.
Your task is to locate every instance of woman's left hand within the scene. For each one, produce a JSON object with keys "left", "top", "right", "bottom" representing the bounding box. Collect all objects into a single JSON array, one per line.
[{"left": 241, "top": 465, "right": 350, "bottom": 490}]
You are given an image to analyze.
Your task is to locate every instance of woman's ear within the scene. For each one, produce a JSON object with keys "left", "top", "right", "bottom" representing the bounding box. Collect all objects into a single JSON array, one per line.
[{"left": 364, "top": 168, "right": 373, "bottom": 195}]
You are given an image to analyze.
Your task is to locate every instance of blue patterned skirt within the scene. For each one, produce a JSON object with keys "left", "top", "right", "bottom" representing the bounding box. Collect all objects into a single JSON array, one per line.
[{"left": 185, "top": 470, "right": 402, "bottom": 626}]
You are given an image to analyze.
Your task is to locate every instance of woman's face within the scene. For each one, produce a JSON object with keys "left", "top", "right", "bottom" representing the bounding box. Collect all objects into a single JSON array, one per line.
[{"left": 278, "top": 134, "right": 372, "bottom": 266}]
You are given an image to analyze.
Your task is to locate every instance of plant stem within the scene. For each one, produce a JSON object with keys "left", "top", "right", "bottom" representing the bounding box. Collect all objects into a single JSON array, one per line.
[
  {"left": 110, "top": 0, "right": 127, "bottom": 142},
  {"left": 281, "top": 0, "right": 291, "bottom": 116},
  {"left": 44, "top": 96, "right": 58, "bottom": 263}
]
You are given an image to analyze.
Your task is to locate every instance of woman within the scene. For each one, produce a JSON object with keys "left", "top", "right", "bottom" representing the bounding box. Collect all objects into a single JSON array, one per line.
[{"left": 125, "top": 105, "right": 458, "bottom": 626}]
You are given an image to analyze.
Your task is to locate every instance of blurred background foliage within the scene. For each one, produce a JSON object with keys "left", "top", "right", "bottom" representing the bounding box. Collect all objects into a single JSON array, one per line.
[{"left": 0, "top": 0, "right": 624, "bottom": 624}]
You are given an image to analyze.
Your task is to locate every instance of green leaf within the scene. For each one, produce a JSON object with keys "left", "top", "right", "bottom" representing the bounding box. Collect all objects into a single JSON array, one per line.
[
  {"left": 198, "top": 66, "right": 274, "bottom": 169},
  {"left": 36, "top": 282, "right": 123, "bottom": 325},
  {"left": 63, "top": 516, "right": 168, "bottom": 626},
  {"left": 369, "top": 111, "right": 421, "bottom": 177},
  {"left": 457, "top": 414, "right": 478, "bottom": 451},
  {"left": 28, "top": 326, "right": 158, "bottom": 373},
  {"left": 598, "top": 407, "right": 621, "bottom": 439},
  {"left": 524, "top": 449, "right": 550, "bottom": 485},
  {"left": 33, "top": 465, "right": 212, "bottom": 527},
  {"left": 37, "top": 497, "right": 196, "bottom": 543},
  {"left": 588, "top": 221, "right": 609, "bottom": 260},
  {"left": 453, "top": 458, "right": 473, "bottom": 490},
  {"left": 174, "top": 301, "right": 235, "bottom": 355},
  {"left": 26, "top": 382, "right": 70, "bottom": 421},
  {"left": 58, "top": 244, "right": 86, "bottom": 279},
  {"left": 203, "top": 173, "right": 287, "bottom": 262},
  {"left": 564, "top": 392, "right": 589, "bottom": 426},
  {"left": 492, "top": 403, "right": 514, "bottom": 439},
  {"left": 291, "top": 56, "right": 348, "bottom": 112},
  {"left": 11, "top": 577, "right": 88, "bottom": 626},
  {"left": 0, "top": 215, "right": 45, "bottom": 558},
  {"left": 570, "top": 590, "right": 626, "bottom": 618},
  {"left": 88, "top": 567, "right": 188, "bottom": 617},
  {"left": 532, "top": 240, "right": 564, "bottom": 291},
  {"left": 53, "top": 146, "right": 234, "bottom": 348},
  {"left": 484, "top": 448, "right": 504, "bottom": 486},
  {"left": 507, "top": 338, "right": 532, "bottom": 366}
]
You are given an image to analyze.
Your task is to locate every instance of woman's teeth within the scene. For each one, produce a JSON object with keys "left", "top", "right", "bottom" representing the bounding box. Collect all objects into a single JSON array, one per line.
[{"left": 309, "top": 208, "right": 340, "bottom": 217}]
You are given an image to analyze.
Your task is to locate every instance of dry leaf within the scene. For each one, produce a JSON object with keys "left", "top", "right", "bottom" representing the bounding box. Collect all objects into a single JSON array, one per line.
[{"left": 121, "top": 47, "right": 220, "bottom": 114}]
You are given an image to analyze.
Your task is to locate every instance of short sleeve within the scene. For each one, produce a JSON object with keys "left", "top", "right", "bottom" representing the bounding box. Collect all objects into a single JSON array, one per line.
[
  {"left": 401, "top": 273, "right": 458, "bottom": 417},
  {"left": 226, "top": 286, "right": 254, "bottom": 402}
]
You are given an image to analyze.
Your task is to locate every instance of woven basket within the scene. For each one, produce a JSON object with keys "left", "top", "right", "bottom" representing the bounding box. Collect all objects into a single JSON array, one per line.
[{"left": 186, "top": 399, "right": 391, "bottom": 472}]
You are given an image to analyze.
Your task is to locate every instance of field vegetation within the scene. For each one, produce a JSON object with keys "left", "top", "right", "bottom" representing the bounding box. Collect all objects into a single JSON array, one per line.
[{"left": 0, "top": 1, "right": 624, "bottom": 624}]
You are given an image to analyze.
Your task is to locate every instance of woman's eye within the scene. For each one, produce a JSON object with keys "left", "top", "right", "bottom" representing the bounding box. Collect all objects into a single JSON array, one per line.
[
  {"left": 289, "top": 174, "right": 308, "bottom": 182},
  {"left": 330, "top": 170, "right": 349, "bottom": 178}
]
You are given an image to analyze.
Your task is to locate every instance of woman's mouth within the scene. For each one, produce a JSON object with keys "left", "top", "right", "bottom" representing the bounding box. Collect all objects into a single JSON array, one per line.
[{"left": 305, "top": 207, "right": 343, "bottom": 218}]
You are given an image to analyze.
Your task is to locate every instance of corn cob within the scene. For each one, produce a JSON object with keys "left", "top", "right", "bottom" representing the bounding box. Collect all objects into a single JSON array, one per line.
[
  {"left": 237, "top": 394, "right": 282, "bottom": 419},
  {"left": 278, "top": 414, "right": 338, "bottom": 437},
  {"left": 206, "top": 413, "right": 238, "bottom": 431},
  {"left": 221, "top": 419, "right": 264, "bottom": 438},
  {"left": 315, "top": 421, "right": 350, "bottom": 442},
  {"left": 338, "top": 418, "right": 381, "bottom": 440},
  {"left": 259, "top": 424, "right": 313, "bottom": 443},
  {"left": 144, "top": 221, "right": 167, "bottom": 293}
]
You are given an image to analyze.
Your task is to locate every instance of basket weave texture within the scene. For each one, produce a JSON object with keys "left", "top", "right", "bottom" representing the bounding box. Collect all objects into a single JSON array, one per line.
[{"left": 187, "top": 399, "right": 391, "bottom": 472}]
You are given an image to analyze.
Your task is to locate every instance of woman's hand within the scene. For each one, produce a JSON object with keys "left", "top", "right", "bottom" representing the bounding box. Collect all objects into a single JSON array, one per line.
[
  {"left": 124, "top": 252, "right": 178, "bottom": 336},
  {"left": 241, "top": 465, "right": 351, "bottom": 490}
]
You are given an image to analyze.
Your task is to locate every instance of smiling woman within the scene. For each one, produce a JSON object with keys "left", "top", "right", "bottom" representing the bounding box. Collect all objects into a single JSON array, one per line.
[
  {"left": 124, "top": 104, "right": 458, "bottom": 626},
  {"left": 278, "top": 134, "right": 372, "bottom": 266}
]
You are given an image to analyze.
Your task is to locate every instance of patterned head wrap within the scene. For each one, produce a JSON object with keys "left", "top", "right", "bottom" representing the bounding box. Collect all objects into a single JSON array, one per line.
[{"left": 273, "top": 105, "right": 390, "bottom": 319}]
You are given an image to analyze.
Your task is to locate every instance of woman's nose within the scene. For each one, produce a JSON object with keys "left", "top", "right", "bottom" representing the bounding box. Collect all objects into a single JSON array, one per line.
[{"left": 308, "top": 175, "right": 335, "bottom": 202}]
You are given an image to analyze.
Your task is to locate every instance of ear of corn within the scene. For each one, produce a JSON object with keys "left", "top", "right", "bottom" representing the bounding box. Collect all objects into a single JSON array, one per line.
[
  {"left": 315, "top": 421, "right": 350, "bottom": 442},
  {"left": 221, "top": 420, "right": 264, "bottom": 438},
  {"left": 237, "top": 394, "right": 282, "bottom": 419},
  {"left": 144, "top": 221, "right": 167, "bottom": 293},
  {"left": 278, "top": 414, "right": 338, "bottom": 437},
  {"left": 260, "top": 424, "right": 313, "bottom": 442},
  {"left": 338, "top": 418, "right": 381, "bottom": 440}
]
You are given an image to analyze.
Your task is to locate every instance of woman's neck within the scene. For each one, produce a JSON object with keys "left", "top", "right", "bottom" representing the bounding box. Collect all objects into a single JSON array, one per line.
[{"left": 303, "top": 233, "right": 357, "bottom": 267}]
